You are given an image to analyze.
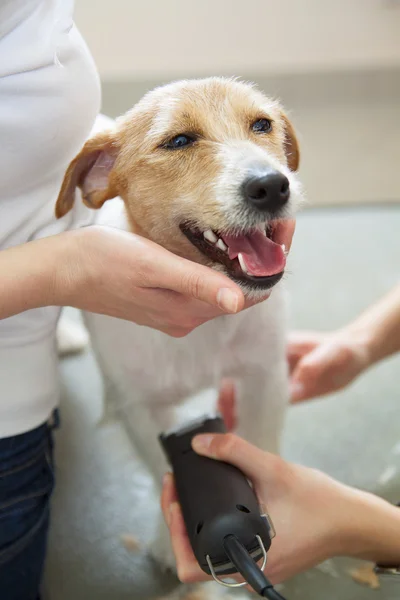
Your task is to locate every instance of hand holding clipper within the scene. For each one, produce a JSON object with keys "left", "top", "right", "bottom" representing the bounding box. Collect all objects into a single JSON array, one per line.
[{"left": 159, "top": 415, "right": 287, "bottom": 598}]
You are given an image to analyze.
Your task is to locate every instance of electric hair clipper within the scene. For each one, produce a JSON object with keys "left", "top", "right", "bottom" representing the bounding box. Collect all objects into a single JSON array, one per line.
[{"left": 159, "top": 415, "right": 287, "bottom": 599}]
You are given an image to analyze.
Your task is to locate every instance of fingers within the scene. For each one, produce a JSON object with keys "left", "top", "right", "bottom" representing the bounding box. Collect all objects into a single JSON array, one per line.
[
  {"left": 287, "top": 332, "right": 322, "bottom": 367},
  {"left": 161, "top": 472, "right": 177, "bottom": 519},
  {"left": 290, "top": 351, "right": 328, "bottom": 402},
  {"left": 217, "top": 379, "right": 237, "bottom": 431},
  {"left": 289, "top": 341, "right": 345, "bottom": 402},
  {"left": 286, "top": 331, "right": 324, "bottom": 381},
  {"left": 142, "top": 245, "right": 245, "bottom": 314},
  {"left": 287, "top": 349, "right": 302, "bottom": 375},
  {"left": 169, "top": 503, "right": 207, "bottom": 583},
  {"left": 161, "top": 474, "right": 207, "bottom": 583},
  {"left": 192, "top": 433, "right": 283, "bottom": 483},
  {"left": 132, "top": 286, "right": 224, "bottom": 335}
]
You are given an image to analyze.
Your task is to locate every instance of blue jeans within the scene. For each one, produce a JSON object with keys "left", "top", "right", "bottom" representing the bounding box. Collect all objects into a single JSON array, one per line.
[{"left": 0, "top": 416, "right": 56, "bottom": 600}]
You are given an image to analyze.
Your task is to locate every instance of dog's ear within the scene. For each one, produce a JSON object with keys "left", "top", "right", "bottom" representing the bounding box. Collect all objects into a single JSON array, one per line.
[
  {"left": 281, "top": 113, "right": 300, "bottom": 172},
  {"left": 55, "top": 131, "right": 119, "bottom": 219}
]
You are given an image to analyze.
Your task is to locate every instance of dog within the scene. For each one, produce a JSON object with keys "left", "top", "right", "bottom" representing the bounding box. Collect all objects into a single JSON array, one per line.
[{"left": 55, "top": 77, "right": 303, "bottom": 599}]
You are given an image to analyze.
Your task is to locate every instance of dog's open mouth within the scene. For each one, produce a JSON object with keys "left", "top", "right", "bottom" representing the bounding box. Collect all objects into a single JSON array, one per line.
[{"left": 181, "top": 220, "right": 291, "bottom": 289}]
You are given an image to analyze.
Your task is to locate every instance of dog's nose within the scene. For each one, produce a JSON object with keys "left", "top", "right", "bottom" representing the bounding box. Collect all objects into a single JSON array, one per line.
[{"left": 243, "top": 171, "right": 290, "bottom": 213}]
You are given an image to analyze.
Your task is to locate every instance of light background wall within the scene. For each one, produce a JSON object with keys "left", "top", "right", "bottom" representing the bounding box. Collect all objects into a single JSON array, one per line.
[{"left": 75, "top": 0, "right": 400, "bottom": 79}]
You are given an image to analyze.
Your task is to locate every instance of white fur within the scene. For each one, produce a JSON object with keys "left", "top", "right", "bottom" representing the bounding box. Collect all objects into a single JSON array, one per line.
[
  {"left": 215, "top": 140, "right": 303, "bottom": 230},
  {"left": 56, "top": 316, "right": 89, "bottom": 356}
]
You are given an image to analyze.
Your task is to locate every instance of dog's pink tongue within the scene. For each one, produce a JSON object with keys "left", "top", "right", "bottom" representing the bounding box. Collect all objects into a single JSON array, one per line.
[{"left": 221, "top": 229, "right": 285, "bottom": 277}]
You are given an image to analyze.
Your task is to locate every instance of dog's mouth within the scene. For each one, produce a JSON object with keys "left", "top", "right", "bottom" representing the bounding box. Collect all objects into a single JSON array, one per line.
[{"left": 180, "top": 220, "right": 291, "bottom": 289}]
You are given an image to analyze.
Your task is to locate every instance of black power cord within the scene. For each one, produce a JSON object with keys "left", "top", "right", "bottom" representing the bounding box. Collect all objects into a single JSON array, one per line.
[
  {"left": 262, "top": 587, "right": 287, "bottom": 600},
  {"left": 223, "top": 534, "right": 287, "bottom": 599}
]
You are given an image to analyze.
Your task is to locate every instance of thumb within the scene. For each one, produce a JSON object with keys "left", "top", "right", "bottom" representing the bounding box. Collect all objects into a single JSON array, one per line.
[
  {"left": 192, "top": 433, "right": 281, "bottom": 483},
  {"left": 217, "top": 379, "right": 237, "bottom": 431}
]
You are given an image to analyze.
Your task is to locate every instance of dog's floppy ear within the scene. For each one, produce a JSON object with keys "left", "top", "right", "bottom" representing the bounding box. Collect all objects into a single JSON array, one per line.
[
  {"left": 55, "top": 131, "right": 119, "bottom": 219},
  {"left": 282, "top": 113, "right": 300, "bottom": 172}
]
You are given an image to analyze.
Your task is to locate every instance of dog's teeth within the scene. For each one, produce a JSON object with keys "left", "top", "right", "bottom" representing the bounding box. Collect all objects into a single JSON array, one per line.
[
  {"left": 203, "top": 229, "right": 218, "bottom": 244},
  {"left": 281, "top": 244, "right": 286, "bottom": 253},
  {"left": 216, "top": 239, "right": 228, "bottom": 252},
  {"left": 238, "top": 252, "right": 249, "bottom": 275},
  {"left": 263, "top": 226, "right": 268, "bottom": 237}
]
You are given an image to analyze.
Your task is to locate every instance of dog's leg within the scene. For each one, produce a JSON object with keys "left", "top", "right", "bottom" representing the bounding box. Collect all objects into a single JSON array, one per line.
[
  {"left": 56, "top": 315, "right": 89, "bottom": 356},
  {"left": 228, "top": 289, "right": 289, "bottom": 455},
  {"left": 121, "top": 388, "right": 220, "bottom": 572},
  {"left": 118, "top": 397, "right": 182, "bottom": 570},
  {"left": 235, "top": 366, "right": 288, "bottom": 455},
  {"left": 120, "top": 399, "right": 175, "bottom": 483}
]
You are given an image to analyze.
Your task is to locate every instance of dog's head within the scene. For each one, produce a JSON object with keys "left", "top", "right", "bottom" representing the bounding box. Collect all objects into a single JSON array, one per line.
[{"left": 56, "top": 78, "right": 303, "bottom": 296}]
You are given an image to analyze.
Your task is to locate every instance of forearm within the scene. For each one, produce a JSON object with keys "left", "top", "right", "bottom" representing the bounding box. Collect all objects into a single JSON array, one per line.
[
  {"left": 0, "top": 234, "right": 71, "bottom": 319},
  {"left": 344, "top": 488, "right": 400, "bottom": 565},
  {"left": 347, "top": 284, "right": 400, "bottom": 366}
]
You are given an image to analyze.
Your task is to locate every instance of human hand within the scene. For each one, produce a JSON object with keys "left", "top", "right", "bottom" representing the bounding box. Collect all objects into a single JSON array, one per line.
[
  {"left": 288, "top": 329, "right": 372, "bottom": 403},
  {"left": 161, "top": 432, "right": 368, "bottom": 585},
  {"left": 54, "top": 226, "right": 249, "bottom": 337}
]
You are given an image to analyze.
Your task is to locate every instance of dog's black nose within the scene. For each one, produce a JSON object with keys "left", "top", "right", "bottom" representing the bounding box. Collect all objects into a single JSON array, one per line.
[{"left": 243, "top": 171, "right": 290, "bottom": 213}]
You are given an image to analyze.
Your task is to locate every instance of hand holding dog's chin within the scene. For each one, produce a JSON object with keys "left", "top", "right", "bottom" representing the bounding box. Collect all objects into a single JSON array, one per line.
[{"left": 54, "top": 226, "right": 251, "bottom": 336}]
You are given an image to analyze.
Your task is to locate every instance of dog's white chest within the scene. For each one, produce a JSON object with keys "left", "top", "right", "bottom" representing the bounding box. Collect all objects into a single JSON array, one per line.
[
  {"left": 85, "top": 312, "right": 235, "bottom": 402},
  {"left": 84, "top": 285, "right": 286, "bottom": 408}
]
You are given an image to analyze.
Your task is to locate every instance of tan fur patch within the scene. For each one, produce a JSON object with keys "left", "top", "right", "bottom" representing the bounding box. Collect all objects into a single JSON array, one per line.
[
  {"left": 120, "top": 533, "right": 141, "bottom": 552},
  {"left": 349, "top": 563, "right": 380, "bottom": 589}
]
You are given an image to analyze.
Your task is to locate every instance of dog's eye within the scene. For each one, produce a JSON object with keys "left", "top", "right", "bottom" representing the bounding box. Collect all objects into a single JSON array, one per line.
[
  {"left": 252, "top": 118, "right": 272, "bottom": 134},
  {"left": 164, "top": 134, "right": 196, "bottom": 149}
]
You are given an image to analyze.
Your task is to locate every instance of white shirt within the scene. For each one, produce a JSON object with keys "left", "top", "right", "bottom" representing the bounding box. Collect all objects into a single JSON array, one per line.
[{"left": 0, "top": 0, "right": 101, "bottom": 436}]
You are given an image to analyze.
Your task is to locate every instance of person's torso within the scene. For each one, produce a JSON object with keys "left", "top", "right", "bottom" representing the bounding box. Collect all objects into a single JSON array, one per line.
[
  {"left": 0, "top": 0, "right": 101, "bottom": 435},
  {"left": 0, "top": 0, "right": 100, "bottom": 340}
]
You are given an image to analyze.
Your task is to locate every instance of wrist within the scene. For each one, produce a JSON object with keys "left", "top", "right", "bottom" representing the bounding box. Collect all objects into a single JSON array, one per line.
[
  {"left": 339, "top": 488, "right": 400, "bottom": 565},
  {"left": 24, "top": 232, "right": 80, "bottom": 310},
  {"left": 0, "top": 233, "right": 73, "bottom": 319},
  {"left": 51, "top": 228, "right": 89, "bottom": 308},
  {"left": 338, "top": 322, "right": 376, "bottom": 371},
  {"left": 343, "top": 285, "right": 400, "bottom": 367}
]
